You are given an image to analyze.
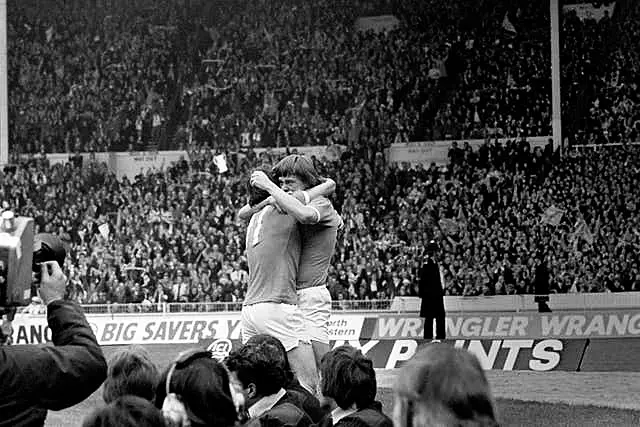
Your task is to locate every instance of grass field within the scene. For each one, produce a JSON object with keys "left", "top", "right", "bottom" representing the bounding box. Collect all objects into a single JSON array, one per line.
[{"left": 44, "top": 344, "right": 640, "bottom": 427}]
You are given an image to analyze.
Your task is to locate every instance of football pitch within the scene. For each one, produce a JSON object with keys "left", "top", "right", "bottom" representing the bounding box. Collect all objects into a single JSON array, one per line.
[{"left": 45, "top": 344, "right": 640, "bottom": 427}]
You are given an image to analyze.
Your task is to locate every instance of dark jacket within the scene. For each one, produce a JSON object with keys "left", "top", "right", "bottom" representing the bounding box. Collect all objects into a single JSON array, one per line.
[
  {"left": 0, "top": 300, "right": 107, "bottom": 427},
  {"left": 286, "top": 380, "right": 326, "bottom": 423},
  {"left": 319, "top": 402, "right": 393, "bottom": 427},
  {"left": 419, "top": 258, "right": 445, "bottom": 317},
  {"left": 245, "top": 391, "right": 314, "bottom": 427}
]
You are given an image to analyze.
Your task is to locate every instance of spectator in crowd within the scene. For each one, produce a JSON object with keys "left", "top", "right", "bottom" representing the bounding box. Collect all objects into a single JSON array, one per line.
[
  {"left": 82, "top": 395, "right": 167, "bottom": 427},
  {"left": 533, "top": 251, "right": 552, "bottom": 313},
  {"left": 419, "top": 240, "right": 446, "bottom": 341},
  {"left": 0, "top": 260, "right": 107, "bottom": 427},
  {"left": 393, "top": 343, "right": 499, "bottom": 427},
  {"left": 318, "top": 345, "right": 392, "bottom": 427},
  {"left": 245, "top": 334, "right": 326, "bottom": 423},
  {"left": 225, "top": 342, "right": 314, "bottom": 427},
  {"left": 154, "top": 348, "right": 238, "bottom": 427},
  {"left": 102, "top": 345, "right": 160, "bottom": 404}
]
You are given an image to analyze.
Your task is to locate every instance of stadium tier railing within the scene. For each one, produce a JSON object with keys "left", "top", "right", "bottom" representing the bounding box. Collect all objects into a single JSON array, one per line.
[
  {"left": 78, "top": 299, "right": 393, "bottom": 315},
  {"left": 75, "top": 293, "right": 640, "bottom": 315}
]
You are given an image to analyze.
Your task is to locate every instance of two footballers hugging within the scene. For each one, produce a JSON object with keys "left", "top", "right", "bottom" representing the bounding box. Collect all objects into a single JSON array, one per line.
[{"left": 237, "top": 154, "right": 343, "bottom": 397}]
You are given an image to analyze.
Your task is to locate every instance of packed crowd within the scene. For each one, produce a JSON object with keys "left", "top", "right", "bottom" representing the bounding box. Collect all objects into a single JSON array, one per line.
[
  {"left": 4, "top": 0, "right": 640, "bottom": 304},
  {"left": 9, "top": 0, "right": 638, "bottom": 156},
  {"left": 2, "top": 135, "right": 640, "bottom": 305},
  {"left": 8, "top": 0, "right": 181, "bottom": 153},
  {"left": 561, "top": 1, "right": 639, "bottom": 146}
]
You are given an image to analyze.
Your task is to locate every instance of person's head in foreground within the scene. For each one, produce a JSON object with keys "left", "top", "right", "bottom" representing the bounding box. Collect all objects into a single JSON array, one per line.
[
  {"left": 154, "top": 348, "right": 238, "bottom": 427},
  {"left": 103, "top": 345, "right": 160, "bottom": 404},
  {"left": 82, "top": 395, "right": 167, "bottom": 427},
  {"left": 245, "top": 334, "right": 296, "bottom": 386},
  {"left": 393, "top": 344, "right": 499, "bottom": 427},
  {"left": 320, "top": 345, "right": 378, "bottom": 411},
  {"left": 245, "top": 334, "right": 325, "bottom": 423},
  {"left": 273, "top": 154, "right": 322, "bottom": 192},
  {"left": 224, "top": 341, "right": 287, "bottom": 408}
]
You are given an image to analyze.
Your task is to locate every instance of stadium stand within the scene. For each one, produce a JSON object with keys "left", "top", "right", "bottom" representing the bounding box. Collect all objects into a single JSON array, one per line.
[{"left": 2, "top": 0, "right": 640, "bottom": 307}]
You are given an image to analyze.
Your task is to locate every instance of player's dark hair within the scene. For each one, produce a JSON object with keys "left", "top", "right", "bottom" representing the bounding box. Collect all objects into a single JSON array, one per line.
[
  {"left": 103, "top": 345, "right": 160, "bottom": 404},
  {"left": 320, "top": 345, "right": 377, "bottom": 410},
  {"left": 247, "top": 167, "right": 273, "bottom": 207},
  {"left": 394, "top": 344, "right": 498, "bottom": 427},
  {"left": 224, "top": 343, "right": 287, "bottom": 397},
  {"left": 273, "top": 155, "right": 322, "bottom": 189},
  {"left": 82, "top": 395, "right": 166, "bottom": 427}
]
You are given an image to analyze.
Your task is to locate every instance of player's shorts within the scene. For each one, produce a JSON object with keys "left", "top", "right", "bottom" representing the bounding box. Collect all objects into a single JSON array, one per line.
[
  {"left": 297, "top": 286, "right": 332, "bottom": 345},
  {"left": 241, "top": 302, "right": 309, "bottom": 352}
]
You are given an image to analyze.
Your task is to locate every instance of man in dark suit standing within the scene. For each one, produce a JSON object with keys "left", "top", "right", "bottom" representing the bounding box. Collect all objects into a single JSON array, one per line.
[
  {"left": 419, "top": 240, "right": 446, "bottom": 341},
  {"left": 534, "top": 251, "right": 552, "bottom": 313}
]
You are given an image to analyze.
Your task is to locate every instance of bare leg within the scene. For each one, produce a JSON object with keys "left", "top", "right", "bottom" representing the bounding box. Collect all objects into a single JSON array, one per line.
[
  {"left": 287, "top": 341, "right": 319, "bottom": 396},
  {"left": 311, "top": 340, "right": 330, "bottom": 370}
]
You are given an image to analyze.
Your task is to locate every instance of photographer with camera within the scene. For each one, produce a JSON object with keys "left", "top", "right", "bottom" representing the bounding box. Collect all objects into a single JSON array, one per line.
[{"left": 0, "top": 234, "right": 107, "bottom": 427}]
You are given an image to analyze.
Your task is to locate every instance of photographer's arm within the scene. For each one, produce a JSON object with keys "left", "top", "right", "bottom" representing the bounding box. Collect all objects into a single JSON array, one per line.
[{"left": 0, "top": 262, "right": 107, "bottom": 409}]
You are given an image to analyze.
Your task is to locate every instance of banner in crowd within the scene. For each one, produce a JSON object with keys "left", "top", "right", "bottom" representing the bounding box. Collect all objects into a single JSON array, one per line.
[
  {"left": 386, "top": 136, "right": 550, "bottom": 167},
  {"left": 355, "top": 15, "right": 399, "bottom": 34},
  {"left": 563, "top": 2, "right": 616, "bottom": 22},
  {"left": 23, "top": 145, "right": 346, "bottom": 180}
]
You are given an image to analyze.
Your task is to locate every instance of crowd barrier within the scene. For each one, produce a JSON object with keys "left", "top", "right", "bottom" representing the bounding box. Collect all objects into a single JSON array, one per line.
[
  {"left": 394, "top": 292, "right": 640, "bottom": 312},
  {"left": 42, "top": 292, "right": 640, "bottom": 315},
  {"left": 73, "top": 299, "right": 393, "bottom": 315}
]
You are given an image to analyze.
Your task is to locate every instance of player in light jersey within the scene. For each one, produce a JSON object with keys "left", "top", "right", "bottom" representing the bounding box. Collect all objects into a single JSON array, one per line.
[
  {"left": 240, "top": 168, "right": 329, "bottom": 396},
  {"left": 250, "top": 155, "right": 343, "bottom": 370}
]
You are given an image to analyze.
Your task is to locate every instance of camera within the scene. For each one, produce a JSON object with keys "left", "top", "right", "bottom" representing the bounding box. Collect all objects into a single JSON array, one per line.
[
  {"left": 0, "top": 212, "right": 34, "bottom": 308},
  {"left": 0, "top": 212, "right": 67, "bottom": 308}
]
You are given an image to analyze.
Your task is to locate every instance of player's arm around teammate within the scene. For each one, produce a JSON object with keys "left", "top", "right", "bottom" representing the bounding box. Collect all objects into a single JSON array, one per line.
[
  {"left": 250, "top": 171, "right": 321, "bottom": 224},
  {"left": 238, "top": 177, "right": 335, "bottom": 222}
]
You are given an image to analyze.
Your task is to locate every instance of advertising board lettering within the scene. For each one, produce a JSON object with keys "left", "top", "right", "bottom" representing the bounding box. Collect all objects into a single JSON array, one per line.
[
  {"left": 372, "top": 312, "right": 640, "bottom": 340},
  {"left": 10, "top": 313, "right": 363, "bottom": 345}
]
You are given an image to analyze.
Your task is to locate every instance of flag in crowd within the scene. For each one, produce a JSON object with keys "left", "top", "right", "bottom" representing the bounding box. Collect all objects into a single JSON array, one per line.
[
  {"left": 541, "top": 205, "right": 565, "bottom": 226},
  {"left": 502, "top": 12, "right": 517, "bottom": 38}
]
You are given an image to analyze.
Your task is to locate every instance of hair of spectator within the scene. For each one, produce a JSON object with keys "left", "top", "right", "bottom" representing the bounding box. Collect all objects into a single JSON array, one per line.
[
  {"left": 248, "top": 167, "right": 273, "bottom": 207},
  {"left": 394, "top": 344, "right": 498, "bottom": 427},
  {"left": 154, "top": 355, "right": 237, "bottom": 427},
  {"left": 245, "top": 334, "right": 295, "bottom": 386},
  {"left": 102, "top": 345, "right": 160, "bottom": 404},
  {"left": 224, "top": 342, "right": 287, "bottom": 398},
  {"left": 273, "top": 155, "right": 322, "bottom": 189},
  {"left": 82, "top": 395, "right": 167, "bottom": 427},
  {"left": 320, "top": 345, "right": 377, "bottom": 410}
]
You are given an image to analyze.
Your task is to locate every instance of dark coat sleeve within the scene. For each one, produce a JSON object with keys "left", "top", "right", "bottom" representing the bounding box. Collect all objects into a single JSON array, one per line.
[{"left": 0, "top": 300, "right": 107, "bottom": 410}]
